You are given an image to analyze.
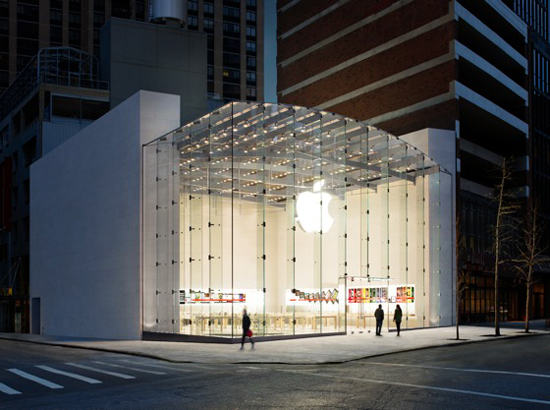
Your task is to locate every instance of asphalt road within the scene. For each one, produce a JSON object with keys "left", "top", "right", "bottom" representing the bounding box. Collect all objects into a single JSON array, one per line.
[{"left": 0, "top": 335, "right": 549, "bottom": 409}]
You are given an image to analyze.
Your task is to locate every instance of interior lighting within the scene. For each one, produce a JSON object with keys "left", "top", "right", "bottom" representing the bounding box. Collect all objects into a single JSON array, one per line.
[{"left": 296, "top": 180, "right": 334, "bottom": 234}]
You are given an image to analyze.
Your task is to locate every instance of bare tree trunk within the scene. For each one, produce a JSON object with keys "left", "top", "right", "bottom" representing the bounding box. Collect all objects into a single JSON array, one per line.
[
  {"left": 495, "top": 267, "right": 500, "bottom": 336},
  {"left": 525, "top": 281, "right": 531, "bottom": 333},
  {"left": 494, "top": 161, "right": 507, "bottom": 337}
]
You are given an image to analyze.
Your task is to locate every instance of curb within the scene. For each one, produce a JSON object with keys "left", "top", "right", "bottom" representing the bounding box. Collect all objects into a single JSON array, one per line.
[{"left": 1, "top": 331, "right": 548, "bottom": 366}]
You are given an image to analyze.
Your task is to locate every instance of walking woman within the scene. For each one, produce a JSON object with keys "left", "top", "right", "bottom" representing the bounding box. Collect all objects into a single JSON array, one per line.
[
  {"left": 393, "top": 305, "right": 403, "bottom": 336},
  {"left": 240, "top": 309, "right": 255, "bottom": 350}
]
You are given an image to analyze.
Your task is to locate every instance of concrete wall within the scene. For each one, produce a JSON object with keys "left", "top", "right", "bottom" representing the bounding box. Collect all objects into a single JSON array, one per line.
[
  {"left": 30, "top": 91, "right": 180, "bottom": 339},
  {"left": 100, "top": 18, "right": 208, "bottom": 126},
  {"left": 401, "top": 128, "right": 457, "bottom": 326}
]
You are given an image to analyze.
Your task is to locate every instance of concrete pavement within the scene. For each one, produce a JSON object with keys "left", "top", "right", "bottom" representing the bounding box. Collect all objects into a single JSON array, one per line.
[{"left": 1, "top": 324, "right": 547, "bottom": 365}]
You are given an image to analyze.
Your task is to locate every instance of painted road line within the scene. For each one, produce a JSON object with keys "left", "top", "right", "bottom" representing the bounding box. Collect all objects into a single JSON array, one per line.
[
  {"left": 35, "top": 365, "right": 102, "bottom": 384},
  {"left": 276, "top": 369, "right": 550, "bottom": 406},
  {"left": 244, "top": 366, "right": 262, "bottom": 370},
  {"left": 0, "top": 382, "right": 21, "bottom": 395},
  {"left": 118, "top": 360, "right": 193, "bottom": 373},
  {"left": 6, "top": 368, "right": 64, "bottom": 389},
  {"left": 65, "top": 363, "right": 135, "bottom": 380},
  {"left": 92, "top": 361, "right": 166, "bottom": 375},
  {"left": 361, "top": 362, "right": 550, "bottom": 379}
]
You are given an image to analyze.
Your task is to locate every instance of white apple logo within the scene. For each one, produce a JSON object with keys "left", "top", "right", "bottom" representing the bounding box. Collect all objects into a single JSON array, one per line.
[{"left": 296, "top": 180, "right": 334, "bottom": 233}]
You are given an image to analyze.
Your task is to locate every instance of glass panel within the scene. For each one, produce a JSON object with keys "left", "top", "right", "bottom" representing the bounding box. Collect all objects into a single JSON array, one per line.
[{"left": 142, "top": 102, "right": 447, "bottom": 340}]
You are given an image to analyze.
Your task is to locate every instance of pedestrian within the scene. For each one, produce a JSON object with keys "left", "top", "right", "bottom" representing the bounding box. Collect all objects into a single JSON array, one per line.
[
  {"left": 393, "top": 304, "right": 402, "bottom": 336},
  {"left": 240, "top": 309, "right": 255, "bottom": 350},
  {"left": 374, "top": 304, "right": 384, "bottom": 336}
]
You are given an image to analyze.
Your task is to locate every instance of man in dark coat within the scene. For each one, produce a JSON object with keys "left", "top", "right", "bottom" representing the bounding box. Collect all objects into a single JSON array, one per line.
[
  {"left": 374, "top": 304, "right": 384, "bottom": 336},
  {"left": 240, "top": 309, "right": 255, "bottom": 350}
]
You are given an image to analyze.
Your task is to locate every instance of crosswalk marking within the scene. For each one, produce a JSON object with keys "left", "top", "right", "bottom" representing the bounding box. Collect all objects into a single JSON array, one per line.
[
  {"left": 0, "top": 382, "right": 22, "bottom": 395},
  {"left": 118, "top": 360, "right": 193, "bottom": 373},
  {"left": 65, "top": 363, "right": 135, "bottom": 380},
  {"left": 35, "top": 365, "right": 102, "bottom": 384},
  {"left": 6, "top": 368, "right": 64, "bottom": 389},
  {"left": 92, "top": 361, "right": 166, "bottom": 375}
]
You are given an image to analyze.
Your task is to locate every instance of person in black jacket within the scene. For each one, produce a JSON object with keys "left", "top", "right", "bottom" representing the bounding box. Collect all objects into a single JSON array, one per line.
[
  {"left": 240, "top": 309, "right": 255, "bottom": 350},
  {"left": 374, "top": 304, "right": 384, "bottom": 336}
]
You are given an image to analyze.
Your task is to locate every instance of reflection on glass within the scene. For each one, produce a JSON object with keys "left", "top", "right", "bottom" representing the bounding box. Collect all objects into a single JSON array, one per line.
[{"left": 143, "top": 103, "right": 447, "bottom": 338}]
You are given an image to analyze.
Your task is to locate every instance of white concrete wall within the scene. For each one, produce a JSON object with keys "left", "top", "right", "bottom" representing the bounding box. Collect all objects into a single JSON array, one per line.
[
  {"left": 30, "top": 91, "right": 180, "bottom": 339},
  {"left": 401, "top": 128, "right": 456, "bottom": 326}
]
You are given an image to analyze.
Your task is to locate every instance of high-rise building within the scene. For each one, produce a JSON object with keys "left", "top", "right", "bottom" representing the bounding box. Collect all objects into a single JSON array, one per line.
[
  {"left": 277, "top": 0, "right": 549, "bottom": 323},
  {"left": 0, "top": 0, "right": 264, "bottom": 102},
  {"left": 0, "top": 0, "right": 264, "bottom": 333}
]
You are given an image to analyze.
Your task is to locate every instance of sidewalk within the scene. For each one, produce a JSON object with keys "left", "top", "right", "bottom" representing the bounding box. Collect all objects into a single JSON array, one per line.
[{"left": 1, "top": 325, "right": 547, "bottom": 365}]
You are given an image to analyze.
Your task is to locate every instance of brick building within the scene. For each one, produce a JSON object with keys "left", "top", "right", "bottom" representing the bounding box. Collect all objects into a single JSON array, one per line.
[{"left": 277, "top": 0, "right": 549, "bottom": 323}]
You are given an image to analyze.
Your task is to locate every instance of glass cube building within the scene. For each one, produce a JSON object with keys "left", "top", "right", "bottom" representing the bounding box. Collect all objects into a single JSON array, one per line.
[{"left": 143, "top": 102, "right": 453, "bottom": 340}]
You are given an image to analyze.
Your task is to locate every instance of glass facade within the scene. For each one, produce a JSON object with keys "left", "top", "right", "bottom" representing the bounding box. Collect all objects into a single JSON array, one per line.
[{"left": 143, "top": 102, "right": 451, "bottom": 339}]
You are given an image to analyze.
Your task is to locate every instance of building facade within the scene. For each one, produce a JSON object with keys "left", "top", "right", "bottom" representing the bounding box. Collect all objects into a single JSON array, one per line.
[
  {"left": 0, "top": 0, "right": 264, "bottom": 103},
  {"left": 277, "top": 0, "right": 549, "bottom": 323},
  {"left": 0, "top": 48, "right": 110, "bottom": 332},
  {"left": 30, "top": 91, "right": 455, "bottom": 340}
]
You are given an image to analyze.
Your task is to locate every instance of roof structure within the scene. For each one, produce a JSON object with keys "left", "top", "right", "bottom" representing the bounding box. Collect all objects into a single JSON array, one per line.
[{"left": 146, "top": 102, "right": 444, "bottom": 202}]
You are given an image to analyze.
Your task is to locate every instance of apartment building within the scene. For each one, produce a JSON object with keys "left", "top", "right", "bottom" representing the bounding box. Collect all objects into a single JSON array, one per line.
[{"left": 277, "top": 0, "right": 549, "bottom": 323}]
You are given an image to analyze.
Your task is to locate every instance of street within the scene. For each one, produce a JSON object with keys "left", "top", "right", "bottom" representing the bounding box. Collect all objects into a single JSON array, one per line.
[{"left": 0, "top": 335, "right": 549, "bottom": 409}]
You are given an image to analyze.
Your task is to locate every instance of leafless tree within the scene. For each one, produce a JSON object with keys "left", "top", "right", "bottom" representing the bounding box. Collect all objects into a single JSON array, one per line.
[
  {"left": 491, "top": 158, "right": 519, "bottom": 337},
  {"left": 455, "top": 216, "right": 469, "bottom": 340},
  {"left": 512, "top": 201, "right": 549, "bottom": 333}
]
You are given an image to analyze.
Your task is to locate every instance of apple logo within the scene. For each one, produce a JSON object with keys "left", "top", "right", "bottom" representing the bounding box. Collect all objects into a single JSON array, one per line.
[{"left": 296, "top": 180, "right": 334, "bottom": 233}]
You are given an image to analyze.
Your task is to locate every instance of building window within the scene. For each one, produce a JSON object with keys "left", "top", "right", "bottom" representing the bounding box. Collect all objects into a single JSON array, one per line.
[
  {"left": 246, "top": 11, "right": 256, "bottom": 23},
  {"left": 17, "top": 4, "right": 39, "bottom": 22},
  {"left": 223, "top": 22, "right": 240, "bottom": 37},
  {"left": 17, "top": 21, "right": 38, "bottom": 39},
  {"left": 246, "top": 71, "right": 256, "bottom": 85},
  {"left": 204, "top": 2, "right": 214, "bottom": 15},
  {"left": 17, "top": 38, "right": 38, "bottom": 56},
  {"left": 223, "top": 6, "right": 240, "bottom": 20},
  {"left": 50, "top": 9, "right": 62, "bottom": 25},
  {"left": 0, "top": 53, "right": 6, "bottom": 71},
  {"left": 50, "top": 26, "right": 62, "bottom": 45},
  {"left": 69, "top": 12, "right": 81, "bottom": 28},
  {"left": 223, "top": 83, "right": 240, "bottom": 99},
  {"left": 246, "top": 86, "right": 256, "bottom": 100},
  {"left": 187, "top": 15, "right": 198, "bottom": 29},
  {"left": 204, "top": 18, "right": 214, "bottom": 33},
  {"left": 188, "top": 0, "right": 198, "bottom": 13},
  {"left": 223, "top": 37, "right": 240, "bottom": 53},
  {"left": 93, "top": 0, "right": 105, "bottom": 12},
  {"left": 223, "top": 52, "right": 240, "bottom": 68},
  {"left": 223, "top": 68, "right": 240, "bottom": 84},
  {"left": 0, "top": 1, "right": 8, "bottom": 19},
  {"left": 69, "top": 28, "right": 80, "bottom": 47},
  {"left": 93, "top": 12, "right": 105, "bottom": 28},
  {"left": 112, "top": 0, "right": 131, "bottom": 18},
  {"left": 246, "top": 41, "right": 256, "bottom": 55},
  {"left": 207, "top": 65, "right": 214, "bottom": 80},
  {"left": 223, "top": 0, "right": 241, "bottom": 8},
  {"left": 246, "top": 56, "right": 256, "bottom": 69},
  {"left": 246, "top": 26, "right": 256, "bottom": 39},
  {"left": 246, "top": 0, "right": 257, "bottom": 8},
  {"left": 69, "top": 0, "right": 81, "bottom": 12}
]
